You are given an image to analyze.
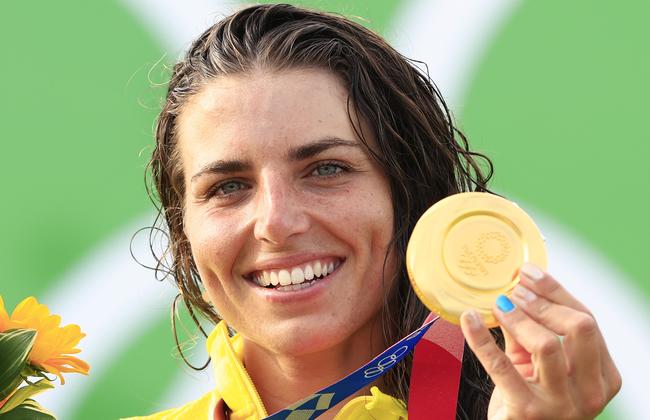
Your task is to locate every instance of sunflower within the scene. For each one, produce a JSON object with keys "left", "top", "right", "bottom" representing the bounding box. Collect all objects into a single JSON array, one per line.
[
  {"left": 1, "top": 296, "right": 89, "bottom": 384},
  {"left": 0, "top": 296, "right": 8, "bottom": 332}
]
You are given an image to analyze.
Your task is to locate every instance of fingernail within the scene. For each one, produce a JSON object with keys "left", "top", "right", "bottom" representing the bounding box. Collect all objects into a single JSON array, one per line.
[
  {"left": 496, "top": 295, "right": 515, "bottom": 313},
  {"left": 512, "top": 284, "right": 537, "bottom": 303},
  {"left": 520, "top": 262, "right": 545, "bottom": 282},
  {"left": 465, "top": 310, "right": 483, "bottom": 330}
]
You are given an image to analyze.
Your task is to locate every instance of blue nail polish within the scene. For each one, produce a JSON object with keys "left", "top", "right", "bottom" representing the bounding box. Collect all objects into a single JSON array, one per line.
[{"left": 496, "top": 295, "right": 515, "bottom": 313}]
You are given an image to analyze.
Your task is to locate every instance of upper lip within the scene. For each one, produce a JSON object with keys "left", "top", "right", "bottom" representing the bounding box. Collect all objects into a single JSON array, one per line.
[{"left": 242, "top": 253, "right": 344, "bottom": 278}]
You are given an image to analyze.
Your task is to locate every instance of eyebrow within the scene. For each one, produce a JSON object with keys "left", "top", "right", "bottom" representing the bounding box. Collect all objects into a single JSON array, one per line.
[
  {"left": 190, "top": 137, "right": 360, "bottom": 183},
  {"left": 191, "top": 160, "right": 252, "bottom": 183},
  {"left": 287, "top": 137, "right": 361, "bottom": 161}
]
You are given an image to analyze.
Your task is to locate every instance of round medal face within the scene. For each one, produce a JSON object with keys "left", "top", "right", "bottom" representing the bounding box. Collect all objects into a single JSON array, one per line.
[{"left": 406, "top": 192, "right": 547, "bottom": 327}]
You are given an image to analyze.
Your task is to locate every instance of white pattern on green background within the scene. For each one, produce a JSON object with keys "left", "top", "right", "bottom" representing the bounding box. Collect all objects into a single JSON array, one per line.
[{"left": 2, "top": 1, "right": 646, "bottom": 419}]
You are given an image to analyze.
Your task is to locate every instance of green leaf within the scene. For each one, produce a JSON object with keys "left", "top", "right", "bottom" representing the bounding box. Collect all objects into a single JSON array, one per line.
[
  {"left": 19, "top": 367, "right": 54, "bottom": 385},
  {"left": 0, "top": 379, "right": 54, "bottom": 414},
  {"left": 0, "top": 399, "right": 55, "bottom": 420},
  {"left": 0, "top": 330, "right": 36, "bottom": 400},
  {"left": 18, "top": 366, "right": 39, "bottom": 379}
]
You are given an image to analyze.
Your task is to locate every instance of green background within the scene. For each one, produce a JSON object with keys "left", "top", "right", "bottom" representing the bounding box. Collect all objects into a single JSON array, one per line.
[{"left": 1, "top": 1, "right": 646, "bottom": 418}]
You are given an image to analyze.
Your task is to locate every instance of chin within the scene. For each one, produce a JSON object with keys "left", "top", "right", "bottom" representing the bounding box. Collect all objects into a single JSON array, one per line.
[
  {"left": 271, "top": 321, "right": 343, "bottom": 355},
  {"left": 259, "top": 313, "right": 379, "bottom": 357}
]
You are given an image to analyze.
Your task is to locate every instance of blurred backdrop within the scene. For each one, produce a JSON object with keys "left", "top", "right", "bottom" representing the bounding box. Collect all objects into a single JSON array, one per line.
[{"left": 1, "top": 1, "right": 648, "bottom": 419}]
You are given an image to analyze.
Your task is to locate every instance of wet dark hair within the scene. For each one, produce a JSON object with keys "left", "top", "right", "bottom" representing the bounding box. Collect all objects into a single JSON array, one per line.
[{"left": 147, "top": 3, "right": 502, "bottom": 418}]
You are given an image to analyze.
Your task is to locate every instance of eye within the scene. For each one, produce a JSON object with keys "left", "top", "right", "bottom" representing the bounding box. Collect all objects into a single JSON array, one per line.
[
  {"left": 312, "top": 162, "right": 345, "bottom": 177},
  {"left": 208, "top": 180, "right": 247, "bottom": 198}
]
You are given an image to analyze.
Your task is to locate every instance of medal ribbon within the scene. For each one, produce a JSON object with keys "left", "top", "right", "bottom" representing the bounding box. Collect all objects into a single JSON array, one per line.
[
  {"left": 263, "top": 314, "right": 464, "bottom": 420},
  {"left": 408, "top": 313, "right": 465, "bottom": 419},
  {"left": 264, "top": 316, "right": 437, "bottom": 419}
]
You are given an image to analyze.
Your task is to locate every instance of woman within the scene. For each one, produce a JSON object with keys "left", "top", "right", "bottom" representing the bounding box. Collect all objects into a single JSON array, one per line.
[{"left": 135, "top": 3, "right": 621, "bottom": 419}]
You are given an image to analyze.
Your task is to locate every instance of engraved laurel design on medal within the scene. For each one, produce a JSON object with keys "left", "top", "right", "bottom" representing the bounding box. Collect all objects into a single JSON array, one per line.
[{"left": 458, "top": 231, "right": 511, "bottom": 277}]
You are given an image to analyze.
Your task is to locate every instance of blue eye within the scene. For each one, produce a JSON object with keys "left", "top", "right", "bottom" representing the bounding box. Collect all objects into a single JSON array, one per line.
[
  {"left": 313, "top": 163, "right": 343, "bottom": 177},
  {"left": 212, "top": 180, "right": 246, "bottom": 197}
]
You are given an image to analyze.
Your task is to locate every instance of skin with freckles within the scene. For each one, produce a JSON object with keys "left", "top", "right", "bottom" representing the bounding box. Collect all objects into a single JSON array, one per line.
[
  {"left": 173, "top": 67, "right": 623, "bottom": 419},
  {"left": 174, "top": 69, "right": 623, "bottom": 419},
  {"left": 148, "top": 5, "right": 622, "bottom": 418},
  {"left": 177, "top": 68, "right": 396, "bottom": 415}
]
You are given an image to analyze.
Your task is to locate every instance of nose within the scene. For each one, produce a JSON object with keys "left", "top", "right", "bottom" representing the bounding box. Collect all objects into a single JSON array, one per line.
[{"left": 253, "top": 171, "right": 310, "bottom": 245}]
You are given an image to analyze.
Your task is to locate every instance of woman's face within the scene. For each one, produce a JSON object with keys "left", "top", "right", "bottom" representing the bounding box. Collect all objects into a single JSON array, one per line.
[{"left": 177, "top": 68, "right": 395, "bottom": 355}]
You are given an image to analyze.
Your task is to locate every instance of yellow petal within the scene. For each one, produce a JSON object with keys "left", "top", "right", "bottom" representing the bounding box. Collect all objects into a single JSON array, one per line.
[
  {"left": 30, "top": 324, "right": 86, "bottom": 364},
  {"left": 11, "top": 297, "right": 48, "bottom": 322},
  {"left": 29, "top": 335, "right": 54, "bottom": 365},
  {"left": 57, "top": 324, "right": 85, "bottom": 350},
  {"left": 51, "top": 356, "right": 90, "bottom": 374},
  {"left": 40, "top": 314, "right": 62, "bottom": 331},
  {"left": 0, "top": 296, "right": 9, "bottom": 332},
  {"left": 39, "top": 362, "right": 65, "bottom": 384},
  {"left": 6, "top": 296, "right": 89, "bottom": 383},
  {"left": 39, "top": 356, "right": 90, "bottom": 385}
]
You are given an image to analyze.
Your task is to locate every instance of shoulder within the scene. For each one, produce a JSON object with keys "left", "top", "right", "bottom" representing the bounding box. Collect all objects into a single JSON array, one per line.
[{"left": 122, "top": 390, "right": 219, "bottom": 420}]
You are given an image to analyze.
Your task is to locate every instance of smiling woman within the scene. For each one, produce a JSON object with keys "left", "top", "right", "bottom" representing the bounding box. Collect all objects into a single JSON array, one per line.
[
  {"left": 179, "top": 69, "right": 396, "bottom": 368},
  {"left": 129, "top": 3, "right": 620, "bottom": 420}
]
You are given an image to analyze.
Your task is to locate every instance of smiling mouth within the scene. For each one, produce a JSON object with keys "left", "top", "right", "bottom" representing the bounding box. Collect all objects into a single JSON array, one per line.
[{"left": 246, "top": 258, "right": 343, "bottom": 292}]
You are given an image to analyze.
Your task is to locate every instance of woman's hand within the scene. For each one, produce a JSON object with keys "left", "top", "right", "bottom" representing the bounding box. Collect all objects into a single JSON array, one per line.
[{"left": 460, "top": 263, "right": 622, "bottom": 420}]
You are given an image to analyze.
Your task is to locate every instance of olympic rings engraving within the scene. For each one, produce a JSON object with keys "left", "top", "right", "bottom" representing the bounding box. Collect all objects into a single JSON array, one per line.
[{"left": 363, "top": 345, "right": 410, "bottom": 378}]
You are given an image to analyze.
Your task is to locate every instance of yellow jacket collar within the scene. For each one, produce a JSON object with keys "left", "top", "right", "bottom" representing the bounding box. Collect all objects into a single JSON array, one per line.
[
  {"left": 207, "top": 321, "right": 268, "bottom": 418},
  {"left": 206, "top": 320, "right": 407, "bottom": 420}
]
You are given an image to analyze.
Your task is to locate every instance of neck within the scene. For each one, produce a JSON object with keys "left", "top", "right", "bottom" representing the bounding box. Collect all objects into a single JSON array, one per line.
[{"left": 242, "top": 318, "right": 387, "bottom": 417}]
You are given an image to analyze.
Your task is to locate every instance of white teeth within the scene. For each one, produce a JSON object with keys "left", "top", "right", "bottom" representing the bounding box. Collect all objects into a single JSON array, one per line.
[
  {"left": 314, "top": 261, "right": 322, "bottom": 277},
  {"left": 251, "top": 259, "right": 341, "bottom": 288},
  {"left": 277, "top": 282, "right": 311, "bottom": 292},
  {"left": 279, "top": 270, "right": 292, "bottom": 286},
  {"left": 291, "top": 267, "right": 304, "bottom": 284},
  {"left": 304, "top": 264, "right": 314, "bottom": 280},
  {"left": 270, "top": 271, "right": 279, "bottom": 286}
]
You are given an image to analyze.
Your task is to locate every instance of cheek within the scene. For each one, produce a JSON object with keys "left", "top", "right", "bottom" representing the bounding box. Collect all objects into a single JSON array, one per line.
[
  {"left": 362, "top": 187, "right": 397, "bottom": 284},
  {"left": 185, "top": 210, "right": 242, "bottom": 289},
  {"left": 358, "top": 188, "right": 394, "bottom": 249},
  {"left": 188, "top": 223, "right": 245, "bottom": 320},
  {"left": 338, "top": 186, "right": 395, "bottom": 277}
]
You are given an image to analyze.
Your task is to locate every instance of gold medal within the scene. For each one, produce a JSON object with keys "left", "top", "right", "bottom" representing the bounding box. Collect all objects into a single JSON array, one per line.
[{"left": 406, "top": 192, "right": 547, "bottom": 327}]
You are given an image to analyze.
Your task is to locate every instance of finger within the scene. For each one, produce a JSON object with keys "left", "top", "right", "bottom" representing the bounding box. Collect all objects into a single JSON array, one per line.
[
  {"left": 502, "top": 328, "right": 534, "bottom": 378},
  {"left": 517, "top": 266, "right": 623, "bottom": 408},
  {"left": 460, "top": 310, "right": 532, "bottom": 406},
  {"left": 518, "top": 263, "right": 591, "bottom": 315},
  {"left": 594, "top": 332, "right": 622, "bottom": 397},
  {"left": 493, "top": 295, "right": 568, "bottom": 392},
  {"left": 511, "top": 285, "right": 600, "bottom": 340},
  {"left": 510, "top": 285, "right": 604, "bottom": 399},
  {"left": 603, "top": 359, "right": 623, "bottom": 403},
  {"left": 515, "top": 271, "right": 621, "bottom": 393}
]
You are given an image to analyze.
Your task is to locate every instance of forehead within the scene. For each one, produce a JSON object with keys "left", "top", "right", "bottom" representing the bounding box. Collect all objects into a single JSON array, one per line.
[{"left": 176, "top": 68, "right": 359, "bottom": 167}]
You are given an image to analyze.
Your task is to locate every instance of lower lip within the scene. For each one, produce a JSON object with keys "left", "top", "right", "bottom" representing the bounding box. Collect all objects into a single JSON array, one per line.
[{"left": 248, "top": 263, "right": 342, "bottom": 303}]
